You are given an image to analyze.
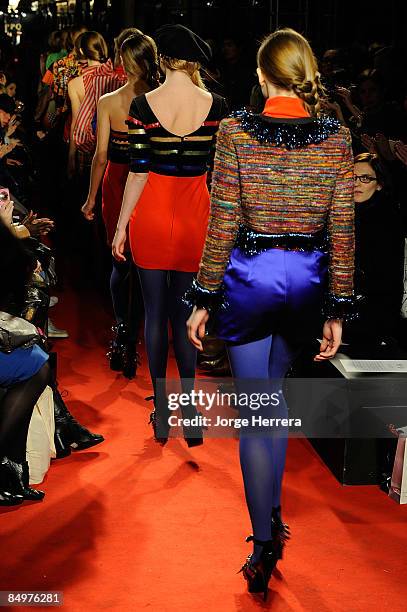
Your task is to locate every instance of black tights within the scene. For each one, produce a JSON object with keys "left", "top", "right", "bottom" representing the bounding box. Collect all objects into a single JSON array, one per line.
[
  {"left": 137, "top": 268, "right": 196, "bottom": 396},
  {"left": 0, "top": 363, "right": 50, "bottom": 463}
]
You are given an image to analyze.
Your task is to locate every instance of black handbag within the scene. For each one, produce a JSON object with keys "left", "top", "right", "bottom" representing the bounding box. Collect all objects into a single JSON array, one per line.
[{"left": 0, "top": 311, "right": 40, "bottom": 353}]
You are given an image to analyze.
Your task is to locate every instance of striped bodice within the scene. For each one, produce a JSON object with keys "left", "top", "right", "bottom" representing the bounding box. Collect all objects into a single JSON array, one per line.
[
  {"left": 126, "top": 93, "right": 228, "bottom": 177},
  {"left": 108, "top": 129, "right": 130, "bottom": 165}
]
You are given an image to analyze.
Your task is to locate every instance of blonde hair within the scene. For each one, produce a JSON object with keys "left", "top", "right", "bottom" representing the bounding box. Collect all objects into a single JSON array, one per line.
[
  {"left": 257, "top": 28, "right": 324, "bottom": 116},
  {"left": 160, "top": 56, "right": 206, "bottom": 90}
]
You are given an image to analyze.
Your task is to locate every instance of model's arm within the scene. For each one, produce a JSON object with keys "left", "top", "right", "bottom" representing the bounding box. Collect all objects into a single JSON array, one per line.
[
  {"left": 325, "top": 127, "right": 355, "bottom": 319},
  {"left": 82, "top": 97, "right": 110, "bottom": 220},
  {"left": 111, "top": 99, "right": 151, "bottom": 261},
  {"left": 187, "top": 119, "right": 241, "bottom": 306},
  {"left": 67, "top": 78, "right": 81, "bottom": 178},
  {"left": 186, "top": 119, "right": 241, "bottom": 350}
]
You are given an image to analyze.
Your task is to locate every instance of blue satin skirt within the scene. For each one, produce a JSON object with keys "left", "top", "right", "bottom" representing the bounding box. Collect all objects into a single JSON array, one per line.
[{"left": 215, "top": 246, "right": 328, "bottom": 344}]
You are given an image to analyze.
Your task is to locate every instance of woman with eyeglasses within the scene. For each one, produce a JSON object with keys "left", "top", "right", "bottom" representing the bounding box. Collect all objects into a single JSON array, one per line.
[{"left": 346, "top": 152, "right": 404, "bottom": 345}]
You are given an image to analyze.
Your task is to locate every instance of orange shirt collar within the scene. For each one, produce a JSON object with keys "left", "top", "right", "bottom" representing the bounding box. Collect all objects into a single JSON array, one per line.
[{"left": 262, "top": 96, "right": 310, "bottom": 118}]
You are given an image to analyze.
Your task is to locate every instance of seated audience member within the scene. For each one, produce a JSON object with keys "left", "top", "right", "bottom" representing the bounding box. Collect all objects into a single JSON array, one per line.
[
  {"left": 0, "top": 220, "right": 49, "bottom": 506},
  {"left": 344, "top": 153, "right": 405, "bottom": 345}
]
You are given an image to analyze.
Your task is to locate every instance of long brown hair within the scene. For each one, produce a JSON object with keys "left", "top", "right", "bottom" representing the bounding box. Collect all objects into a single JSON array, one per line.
[
  {"left": 114, "top": 27, "right": 142, "bottom": 67},
  {"left": 75, "top": 31, "right": 109, "bottom": 63},
  {"left": 257, "top": 28, "right": 324, "bottom": 116},
  {"left": 120, "top": 33, "right": 160, "bottom": 93}
]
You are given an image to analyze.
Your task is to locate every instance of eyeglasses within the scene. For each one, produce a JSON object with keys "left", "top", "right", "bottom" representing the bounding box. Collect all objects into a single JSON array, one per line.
[{"left": 354, "top": 174, "right": 377, "bottom": 184}]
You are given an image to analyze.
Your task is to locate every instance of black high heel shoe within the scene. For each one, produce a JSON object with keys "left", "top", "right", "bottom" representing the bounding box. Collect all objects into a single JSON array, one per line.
[
  {"left": 122, "top": 345, "right": 141, "bottom": 380},
  {"left": 239, "top": 536, "right": 278, "bottom": 601},
  {"left": 0, "top": 457, "right": 45, "bottom": 501},
  {"left": 180, "top": 404, "right": 205, "bottom": 447},
  {"left": 146, "top": 395, "right": 171, "bottom": 445},
  {"left": 271, "top": 506, "right": 291, "bottom": 559}
]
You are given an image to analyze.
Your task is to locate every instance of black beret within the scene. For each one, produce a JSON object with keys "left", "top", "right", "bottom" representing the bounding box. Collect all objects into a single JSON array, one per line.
[
  {"left": 155, "top": 24, "right": 212, "bottom": 65},
  {"left": 0, "top": 93, "right": 15, "bottom": 115}
]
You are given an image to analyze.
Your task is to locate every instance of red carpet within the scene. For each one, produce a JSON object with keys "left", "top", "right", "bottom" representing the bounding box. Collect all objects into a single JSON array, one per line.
[{"left": 1, "top": 287, "right": 407, "bottom": 612}]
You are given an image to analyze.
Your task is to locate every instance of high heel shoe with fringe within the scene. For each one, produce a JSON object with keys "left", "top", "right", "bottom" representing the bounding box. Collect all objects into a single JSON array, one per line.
[
  {"left": 238, "top": 536, "right": 277, "bottom": 601},
  {"left": 271, "top": 505, "right": 291, "bottom": 559}
]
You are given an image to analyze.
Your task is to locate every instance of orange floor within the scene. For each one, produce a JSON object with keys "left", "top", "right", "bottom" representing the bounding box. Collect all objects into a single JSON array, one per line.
[{"left": 1, "top": 287, "right": 407, "bottom": 612}]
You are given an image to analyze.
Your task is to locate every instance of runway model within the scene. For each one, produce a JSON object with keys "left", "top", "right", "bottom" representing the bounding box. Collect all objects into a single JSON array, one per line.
[{"left": 187, "top": 28, "right": 355, "bottom": 599}]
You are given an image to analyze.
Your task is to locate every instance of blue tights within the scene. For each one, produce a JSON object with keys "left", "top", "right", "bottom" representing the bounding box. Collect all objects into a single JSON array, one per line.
[{"left": 227, "top": 334, "right": 300, "bottom": 562}]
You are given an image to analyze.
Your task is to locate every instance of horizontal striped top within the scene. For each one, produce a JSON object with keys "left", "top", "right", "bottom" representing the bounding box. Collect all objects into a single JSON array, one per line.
[
  {"left": 108, "top": 129, "right": 130, "bottom": 165},
  {"left": 197, "top": 113, "right": 355, "bottom": 300},
  {"left": 126, "top": 93, "right": 228, "bottom": 177}
]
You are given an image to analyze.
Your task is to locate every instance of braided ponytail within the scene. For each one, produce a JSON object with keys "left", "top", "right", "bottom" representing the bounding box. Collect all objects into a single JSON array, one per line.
[
  {"left": 257, "top": 28, "right": 323, "bottom": 117},
  {"left": 292, "top": 72, "right": 324, "bottom": 116}
]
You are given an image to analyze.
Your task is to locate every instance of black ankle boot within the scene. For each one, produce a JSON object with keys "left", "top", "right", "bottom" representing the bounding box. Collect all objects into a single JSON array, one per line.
[
  {"left": 0, "top": 457, "right": 45, "bottom": 501},
  {"left": 239, "top": 536, "right": 278, "bottom": 601},
  {"left": 53, "top": 387, "right": 104, "bottom": 451}
]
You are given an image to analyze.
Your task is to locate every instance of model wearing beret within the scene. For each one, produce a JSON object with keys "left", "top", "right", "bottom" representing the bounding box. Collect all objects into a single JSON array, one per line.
[
  {"left": 112, "top": 26, "right": 227, "bottom": 447},
  {"left": 155, "top": 23, "right": 212, "bottom": 65}
]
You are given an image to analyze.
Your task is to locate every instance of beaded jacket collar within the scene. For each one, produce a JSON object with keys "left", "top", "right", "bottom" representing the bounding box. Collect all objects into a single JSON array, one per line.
[{"left": 232, "top": 108, "right": 341, "bottom": 149}]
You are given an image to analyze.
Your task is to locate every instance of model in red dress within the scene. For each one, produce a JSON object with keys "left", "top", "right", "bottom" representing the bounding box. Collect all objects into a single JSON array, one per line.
[{"left": 112, "top": 25, "right": 228, "bottom": 445}]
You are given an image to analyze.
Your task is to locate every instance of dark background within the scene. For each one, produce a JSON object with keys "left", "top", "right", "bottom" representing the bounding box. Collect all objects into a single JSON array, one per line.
[{"left": 12, "top": 1, "right": 407, "bottom": 54}]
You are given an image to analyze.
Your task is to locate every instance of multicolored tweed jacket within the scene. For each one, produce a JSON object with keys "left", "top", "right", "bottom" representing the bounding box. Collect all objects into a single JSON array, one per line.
[{"left": 187, "top": 109, "right": 355, "bottom": 320}]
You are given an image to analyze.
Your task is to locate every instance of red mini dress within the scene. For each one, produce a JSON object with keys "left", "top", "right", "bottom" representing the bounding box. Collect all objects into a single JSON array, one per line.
[{"left": 126, "top": 93, "right": 228, "bottom": 272}]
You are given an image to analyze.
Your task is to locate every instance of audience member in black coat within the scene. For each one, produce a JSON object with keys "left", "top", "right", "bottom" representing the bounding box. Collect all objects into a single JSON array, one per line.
[{"left": 345, "top": 153, "right": 405, "bottom": 345}]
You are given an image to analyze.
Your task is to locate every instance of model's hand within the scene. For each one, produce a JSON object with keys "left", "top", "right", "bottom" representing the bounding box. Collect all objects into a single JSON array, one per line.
[
  {"left": 314, "top": 319, "right": 343, "bottom": 361},
  {"left": 112, "top": 227, "right": 127, "bottom": 262},
  {"left": 187, "top": 306, "right": 210, "bottom": 351},
  {"left": 81, "top": 198, "right": 95, "bottom": 221}
]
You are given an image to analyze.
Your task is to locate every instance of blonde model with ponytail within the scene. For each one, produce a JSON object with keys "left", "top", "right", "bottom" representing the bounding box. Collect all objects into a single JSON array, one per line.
[
  {"left": 82, "top": 30, "right": 159, "bottom": 380},
  {"left": 187, "top": 28, "right": 355, "bottom": 599}
]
